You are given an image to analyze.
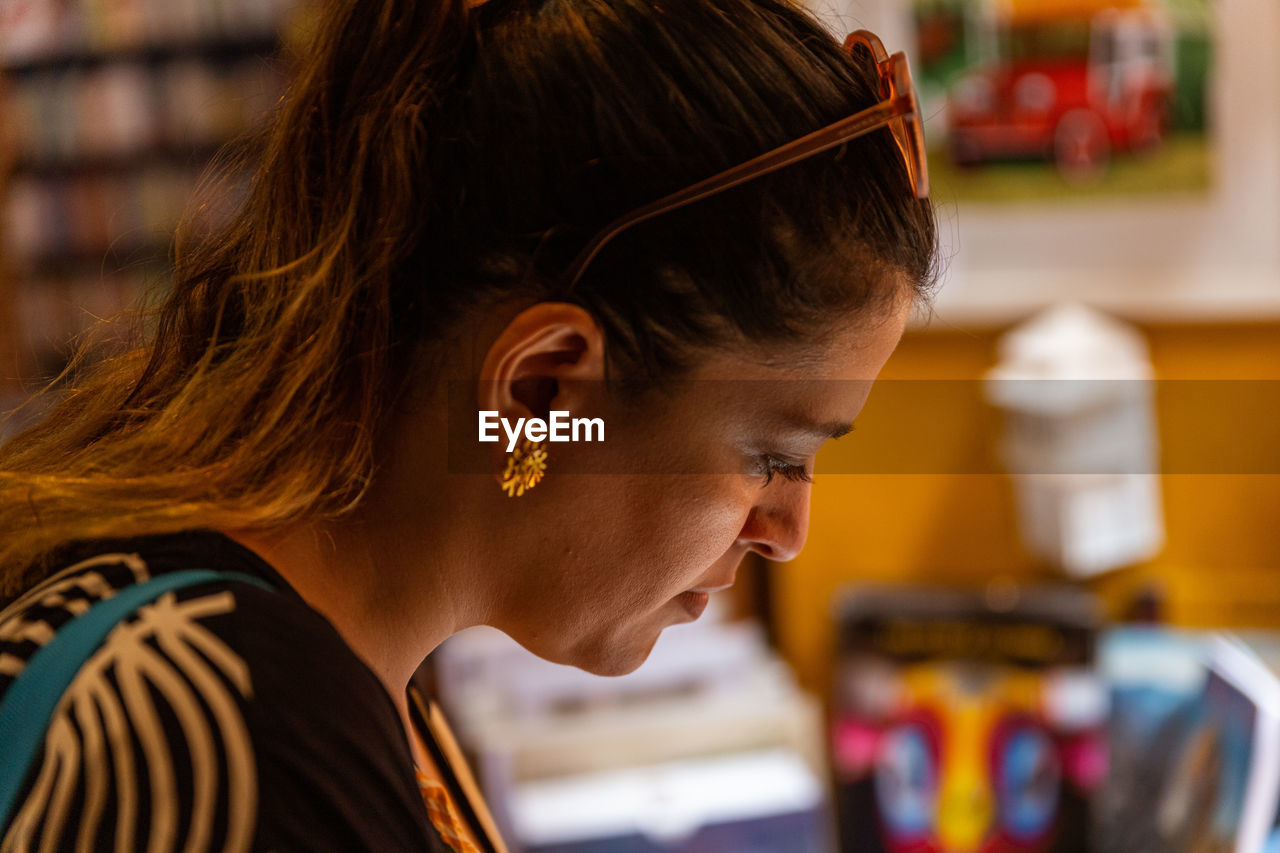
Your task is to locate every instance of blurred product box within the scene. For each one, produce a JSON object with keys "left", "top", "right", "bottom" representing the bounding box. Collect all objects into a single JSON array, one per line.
[
  {"left": 1101, "top": 627, "right": 1280, "bottom": 853},
  {"left": 509, "top": 748, "right": 825, "bottom": 853},
  {"left": 432, "top": 599, "right": 836, "bottom": 852},
  {"left": 830, "top": 584, "right": 1105, "bottom": 853}
]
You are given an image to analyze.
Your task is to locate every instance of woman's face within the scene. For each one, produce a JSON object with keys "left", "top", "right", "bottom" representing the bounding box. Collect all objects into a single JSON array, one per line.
[{"left": 491, "top": 298, "right": 912, "bottom": 676}]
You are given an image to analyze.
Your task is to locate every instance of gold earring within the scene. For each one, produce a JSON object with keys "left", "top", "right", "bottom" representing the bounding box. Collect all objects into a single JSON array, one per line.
[{"left": 500, "top": 439, "right": 548, "bottom": 497}]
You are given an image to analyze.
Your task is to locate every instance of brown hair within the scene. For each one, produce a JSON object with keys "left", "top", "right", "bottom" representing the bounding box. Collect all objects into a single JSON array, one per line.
[{"left": 0, "top": 0, "right": 937, "bottom": 595}]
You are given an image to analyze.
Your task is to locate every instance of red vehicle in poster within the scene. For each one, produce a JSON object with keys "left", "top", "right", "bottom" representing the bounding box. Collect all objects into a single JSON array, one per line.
[{"left": 946, "top": 1, "right": 1174, "bottom": 178}]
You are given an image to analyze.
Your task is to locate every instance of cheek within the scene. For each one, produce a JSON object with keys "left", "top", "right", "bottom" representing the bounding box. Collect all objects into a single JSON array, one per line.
[
  {"left": 537, "top": 409, "right": 755, "bottom": 614},
  {"left": 507, "top": 477, "right": 753, "bottom": 669},
  {"left": 613, "top": 474, "right": 750, "bottom": 588},
  {"left": 540, "top": 474, "right": 748, "bottom": 609}
]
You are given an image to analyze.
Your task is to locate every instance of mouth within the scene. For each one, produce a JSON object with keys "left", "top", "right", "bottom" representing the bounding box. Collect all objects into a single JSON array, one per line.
[
  {"left": 675, "top": 567, "right": 739, "bottom": 620},
  {"left": 687, "top": 580, "right": 735, "bottom": 594}
]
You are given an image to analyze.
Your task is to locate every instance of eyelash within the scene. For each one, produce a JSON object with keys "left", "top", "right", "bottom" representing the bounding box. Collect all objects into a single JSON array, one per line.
[{"left": 758, "top": 455, "right": 814, "bottom": 487}]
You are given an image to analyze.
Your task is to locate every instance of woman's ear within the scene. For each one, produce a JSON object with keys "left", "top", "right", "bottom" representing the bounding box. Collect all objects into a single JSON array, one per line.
[{"left": 478, "top": 302, "right": 606, "bottom": 420}]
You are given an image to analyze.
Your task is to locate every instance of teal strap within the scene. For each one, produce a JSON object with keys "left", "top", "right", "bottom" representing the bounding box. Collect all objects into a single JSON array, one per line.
[{"left": 0, "top": 569, "right": 273, "bottom": 831}]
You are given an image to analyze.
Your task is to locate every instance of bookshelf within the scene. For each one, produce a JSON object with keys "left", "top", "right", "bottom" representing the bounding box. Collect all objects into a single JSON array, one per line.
[
  {"left": 0, "top": 0, "right": 302, "bottom": 404},
  {"left": 0, "top": 98, "right": 18, "bottom": 404}
]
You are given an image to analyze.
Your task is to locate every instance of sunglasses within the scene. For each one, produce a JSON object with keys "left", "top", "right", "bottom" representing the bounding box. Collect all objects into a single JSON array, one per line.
[{"left": 560, "top": 29, "right": 929, "bottom": 292}]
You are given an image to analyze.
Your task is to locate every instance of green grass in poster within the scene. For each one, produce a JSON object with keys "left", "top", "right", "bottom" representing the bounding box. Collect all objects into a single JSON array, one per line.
[{"left": 927, "top": 132, "right": 1211, "bottom": 204}]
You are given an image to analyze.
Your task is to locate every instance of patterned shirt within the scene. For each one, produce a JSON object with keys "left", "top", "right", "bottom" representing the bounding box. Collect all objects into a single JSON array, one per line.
[
  {"left": 416, "top": 771, "right": 483, "bottom": 853},
  {"left": 0, "top": 529, "right": 481, "bottom": 852}
]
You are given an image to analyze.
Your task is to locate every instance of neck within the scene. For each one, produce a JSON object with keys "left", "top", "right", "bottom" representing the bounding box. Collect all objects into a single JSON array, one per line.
[
  {"left": 221, "top": 505, "right": 480, "bottom": 704},
  {"left": 220, "top": 364, "right": 502, "bottom": 707}
]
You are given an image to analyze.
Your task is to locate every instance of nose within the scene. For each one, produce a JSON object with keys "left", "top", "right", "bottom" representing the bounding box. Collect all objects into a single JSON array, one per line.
[{"left": 737, "top": 479, "right": 811, "bottom": 562}]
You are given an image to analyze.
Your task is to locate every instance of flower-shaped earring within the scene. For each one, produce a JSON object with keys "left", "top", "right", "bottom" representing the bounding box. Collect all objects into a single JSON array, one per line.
[{"left": 500, "top": 439, "right": 548, "bottom": 497}]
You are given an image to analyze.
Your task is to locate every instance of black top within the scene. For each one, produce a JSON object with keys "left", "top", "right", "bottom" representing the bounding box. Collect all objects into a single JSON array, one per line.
[{"left": 0, "top": 528, "right": 455, "bottom": 852}]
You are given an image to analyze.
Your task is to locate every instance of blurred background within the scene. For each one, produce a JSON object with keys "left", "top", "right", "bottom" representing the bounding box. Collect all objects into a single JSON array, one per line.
[{"left": 2, "top": 0, "right": 1279, "bottom": 851}]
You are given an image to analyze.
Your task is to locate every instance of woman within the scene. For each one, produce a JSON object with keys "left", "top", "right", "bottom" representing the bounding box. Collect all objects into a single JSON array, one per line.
[{"left": 0, "top": 0, "right": 937, "bottom": 849}]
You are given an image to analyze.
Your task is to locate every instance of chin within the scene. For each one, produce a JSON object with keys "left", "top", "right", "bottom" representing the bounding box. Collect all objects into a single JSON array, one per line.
[{"left": 565, "top": 627, "right": 662, "bottom": 678}]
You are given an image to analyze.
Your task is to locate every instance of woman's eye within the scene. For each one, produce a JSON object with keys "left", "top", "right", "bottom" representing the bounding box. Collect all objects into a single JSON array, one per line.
[{"left": 756, "top": 455, "right": 814, "bottom": 487}]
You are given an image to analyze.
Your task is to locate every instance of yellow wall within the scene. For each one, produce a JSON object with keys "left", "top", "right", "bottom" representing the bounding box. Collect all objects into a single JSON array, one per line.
[{"left": 776, "top": 321, "right": 1280, "bottom": 696}]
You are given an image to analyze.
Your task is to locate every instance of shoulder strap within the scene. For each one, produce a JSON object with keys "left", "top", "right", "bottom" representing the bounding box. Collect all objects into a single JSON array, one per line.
[{"left": 0, "top": 569, "right": 274, "bottom": 830}]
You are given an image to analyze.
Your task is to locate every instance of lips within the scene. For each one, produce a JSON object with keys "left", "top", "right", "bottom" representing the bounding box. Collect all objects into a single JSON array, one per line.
[
  {"left": 687, "top": 581, "right": 735, "bottom": 594},
  {"left": 677, "top": 590, "right": 710, "bottom": 620}
]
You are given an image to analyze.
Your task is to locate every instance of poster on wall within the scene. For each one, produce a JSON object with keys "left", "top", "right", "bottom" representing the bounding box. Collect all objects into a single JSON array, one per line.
[
  {"left": 806, "top": 0, "right": 1277, "bottom": 320},
  {"left": 911, "top": 0, "right": 1213, "bottom": 203}
]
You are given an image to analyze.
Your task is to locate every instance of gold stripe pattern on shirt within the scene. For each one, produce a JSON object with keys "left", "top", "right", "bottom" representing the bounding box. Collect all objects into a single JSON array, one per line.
[{"left": 0, "top": 584, "right": 257, "bottom": 853}]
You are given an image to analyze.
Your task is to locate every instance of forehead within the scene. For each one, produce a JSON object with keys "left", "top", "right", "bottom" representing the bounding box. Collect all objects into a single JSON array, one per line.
[
  {"left": 694, "top": 298, "right": 911, "bottom": 383},
  {"left": 670, "top": 299, "right": 911, "bottom": 431}
]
